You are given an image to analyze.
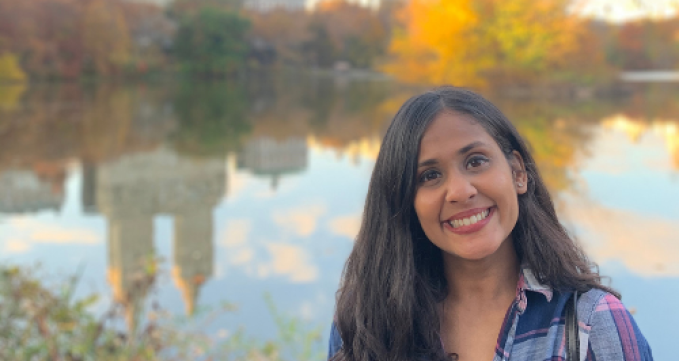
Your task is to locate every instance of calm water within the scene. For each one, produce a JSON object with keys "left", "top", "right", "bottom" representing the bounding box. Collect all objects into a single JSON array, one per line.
[{"left": 0, "top": 76, "right": 677, "bottom": 359}]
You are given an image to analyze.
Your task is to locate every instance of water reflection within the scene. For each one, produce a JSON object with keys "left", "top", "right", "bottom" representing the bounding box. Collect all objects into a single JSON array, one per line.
[
  {"left": 238, "top": 136, "right": 307, "bottom": 190},
  {"left": 0, "top": 168, "right": 65, "bottom": 213},
  {"left": 562, "top": 194, "right": 679, "bottom": 277},
  {"left": 0, "top": 79, "right": 678, "bottom": 358},
  {"left": 89, "top": 147, "right": 224, "bottom": 325},
  {"left": 602, "top": 114, "right": 679, "bottom": 169}
]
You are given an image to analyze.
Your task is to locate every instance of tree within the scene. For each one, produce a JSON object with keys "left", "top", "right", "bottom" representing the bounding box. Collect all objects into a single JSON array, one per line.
[
  {"left": 385, "top": 0, "right": 583, "bottom": 86},
  {"left": 248, "top": 9, "right": 311, "bottom": 66},
  {"left": 304, "top": 0, "right": 388, "bottom": 68},
  {"left": 0, "top": 53, "right": 27, "bottom": 82},
  {"left": 0, "top": 0, "right": 167, "bottom": 79},
  {"left": 82, "top": 0, "right": 131, "bottom": 76},
  {"left": 173, "top": 7, "right": 251, "bottom": 76},
  {"left": 169, "top": 0, "right": 243, "bottom": 17},
  {"left": 384, "top": 0, "right": 484, "bottom": 85}
]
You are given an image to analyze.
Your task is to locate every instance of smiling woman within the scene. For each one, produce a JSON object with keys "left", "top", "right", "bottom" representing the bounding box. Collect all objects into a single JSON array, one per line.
[{"left": 327, "top": 87, "right": 653, "bottom": 361}]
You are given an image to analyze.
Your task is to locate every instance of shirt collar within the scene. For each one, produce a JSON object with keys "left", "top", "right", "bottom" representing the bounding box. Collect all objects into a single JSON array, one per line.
[{"left": 515, "top": 266, "right": 553, "bottom": 312}]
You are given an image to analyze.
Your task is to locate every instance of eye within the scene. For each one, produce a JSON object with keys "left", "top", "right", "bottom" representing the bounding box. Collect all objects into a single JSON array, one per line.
[
  {"left": 465, "top": 155, "right": 489, "bottom": 170},
  {"left": 418, "top": 169, "right": 442, "bottom": 184}
]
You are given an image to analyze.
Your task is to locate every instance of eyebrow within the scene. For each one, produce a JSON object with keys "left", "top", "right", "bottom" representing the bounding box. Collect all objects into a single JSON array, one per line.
[
  {"left": 458, "top": 141, "right": 486, "bottom": 155},
  {"left": 417, "top": 141, "right": 487, "bottom": 168}
]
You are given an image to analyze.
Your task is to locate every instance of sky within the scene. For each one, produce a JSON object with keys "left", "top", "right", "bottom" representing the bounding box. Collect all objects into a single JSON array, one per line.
[{"left": 574, "top": 0, "right": 679, "bottom": 22}]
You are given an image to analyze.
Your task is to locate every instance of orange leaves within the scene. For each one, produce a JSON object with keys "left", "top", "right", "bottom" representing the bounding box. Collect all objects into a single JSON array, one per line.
[
  {"left": 385, "top": 0, "right": 583, "bottom": 86},
  {"left": 385, "top": 0, "right": 484, "bottom": 85},
  {"left": 0, "top": 0, "right": 164, "bottom": 79}
]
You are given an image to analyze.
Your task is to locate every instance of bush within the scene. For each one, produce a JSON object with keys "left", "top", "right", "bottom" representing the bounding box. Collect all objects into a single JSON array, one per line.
[{"left": 0, "top": 264, "right": 324, "bottom": 361}]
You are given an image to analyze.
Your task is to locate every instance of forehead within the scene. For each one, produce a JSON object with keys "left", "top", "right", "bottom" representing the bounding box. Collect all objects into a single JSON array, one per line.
[{"left": 418, "top": 111, "right": 495, "bottom": 157}]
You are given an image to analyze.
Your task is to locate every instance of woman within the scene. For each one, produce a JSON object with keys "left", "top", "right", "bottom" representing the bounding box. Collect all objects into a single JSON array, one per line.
[{"left": 327, "top": 87, "right": 652, "bottom": 361}]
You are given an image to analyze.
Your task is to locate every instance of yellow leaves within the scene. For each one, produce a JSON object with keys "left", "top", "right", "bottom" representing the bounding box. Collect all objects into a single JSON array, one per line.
[
  {"left": 0, "top": 53, "right": 27, "bottom": 83},
  {"left": 385, "top": 0, "right": 486, "bottom": 85},
  {"left": 0, "top": 53, "right": 27, "bottom": 112},
  {"left": 385, "top": 0, "right": 581, "bottom": 86},
  {"left": 489, "top": 0, "right": 580, "bottom": 71},
  {"left": 0, "top": 83, "right": 27, "bottom": 112}
]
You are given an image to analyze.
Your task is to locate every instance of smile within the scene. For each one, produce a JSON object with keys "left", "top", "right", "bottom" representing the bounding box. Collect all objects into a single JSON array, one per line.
[
  {"left": 443, "top": 207, "right": 495, "bottom": 235},
  {"left": 448, "top": 208, "right": 490, "bottom": 228}
]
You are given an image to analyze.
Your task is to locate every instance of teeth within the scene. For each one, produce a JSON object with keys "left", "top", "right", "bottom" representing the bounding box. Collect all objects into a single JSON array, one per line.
[{"left": 449, "top": 209, "right": 490, "bottom": 228}]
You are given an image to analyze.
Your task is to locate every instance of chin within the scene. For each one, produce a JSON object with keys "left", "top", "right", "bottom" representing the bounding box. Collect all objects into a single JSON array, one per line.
[
  {"left": 448, "top": 241, "right": 505, "bottom": 262},
  {"left": 448, "top": 248, "right": 497, "bottom": 262}
]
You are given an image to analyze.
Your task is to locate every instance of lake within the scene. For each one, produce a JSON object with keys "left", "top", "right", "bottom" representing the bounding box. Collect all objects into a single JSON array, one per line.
[{"left": 0, "top": 74, "right": 677, "bottom": 359}]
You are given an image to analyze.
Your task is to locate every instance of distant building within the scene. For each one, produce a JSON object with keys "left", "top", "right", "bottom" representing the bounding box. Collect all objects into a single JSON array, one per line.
[
  {"left": 123, "top": 0, "right": 173, "bottom": 6},
  {"left": 244, "top": 0, "right": 307, "bottom": 12}
]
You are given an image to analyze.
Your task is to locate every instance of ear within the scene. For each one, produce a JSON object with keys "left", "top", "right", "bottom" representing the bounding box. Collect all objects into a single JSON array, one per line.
[{"left": 509, "top": 150, "right": 527, "bottom": 195}]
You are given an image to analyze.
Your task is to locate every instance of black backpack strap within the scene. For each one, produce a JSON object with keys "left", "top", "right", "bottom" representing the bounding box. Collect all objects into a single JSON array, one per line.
[{"left": 565, "top": 290, "right": 580, "bottom": 361}]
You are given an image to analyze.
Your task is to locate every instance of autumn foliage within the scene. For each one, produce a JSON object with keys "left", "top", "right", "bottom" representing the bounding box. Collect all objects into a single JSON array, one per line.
[
  {"left": 305, "top": 0, "right": 388, "bottom": 68},
  {"left": 385, "top": 0, "right": 585, "bottom": 86},
  {"left": 1, "top": 0, "right": 679, "bottom": 83},
  {"left": 609, "top": 18, "right": 679, "bottom": 70},
  {"left": 0, "top": 0, "right": 175, "bottom": 80},
  {"left": 247, "top": 1, "right": 389, "bottom": 68}
]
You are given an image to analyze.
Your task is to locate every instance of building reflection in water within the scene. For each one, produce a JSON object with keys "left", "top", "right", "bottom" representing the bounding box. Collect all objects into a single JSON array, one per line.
[
  {"left": 82, "top": 147, "right": 225, "bottom": 329},
  {"left": 0, "top": 168, "right": 65, "bottom": 213},
  {"left": 237, "top": 136, "right": 308, "bottom": 189}
]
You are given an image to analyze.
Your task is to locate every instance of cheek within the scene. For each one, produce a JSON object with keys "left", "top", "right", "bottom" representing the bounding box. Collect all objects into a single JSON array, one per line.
[
  {"left": 413, "top": 192, "right": 438, "bottom": 225},
  {"left": 415, "top": 191, "right": 433, "bottom": 217},
  {"left": 500, "top": 194, "right": 520, "bottom": 228}
]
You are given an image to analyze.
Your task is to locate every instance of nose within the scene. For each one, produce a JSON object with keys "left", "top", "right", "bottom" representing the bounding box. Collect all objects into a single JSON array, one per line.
[{"left": 444, "top": 174, "right": 477, "bottom": 203}]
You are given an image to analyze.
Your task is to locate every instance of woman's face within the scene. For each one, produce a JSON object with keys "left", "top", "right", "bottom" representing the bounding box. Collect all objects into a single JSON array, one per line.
[{"left": 413, "top": 111, "right": 527, "bottom": 262}]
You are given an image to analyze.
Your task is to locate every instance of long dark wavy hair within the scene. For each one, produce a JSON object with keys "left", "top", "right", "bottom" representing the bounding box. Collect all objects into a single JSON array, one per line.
[{"left": 331, "top": 87, "right": 617, "bottom": 361}]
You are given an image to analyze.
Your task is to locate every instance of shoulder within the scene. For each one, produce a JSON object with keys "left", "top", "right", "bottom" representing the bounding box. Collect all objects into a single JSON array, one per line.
[
  {"left": 327, "top": 321, "right": 343, "bottom": 360},
  {"left": 577, "top": 289, "right": 653, "bottom": 361}
]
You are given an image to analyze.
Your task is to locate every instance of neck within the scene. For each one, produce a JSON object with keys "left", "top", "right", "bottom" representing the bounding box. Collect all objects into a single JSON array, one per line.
[{"left": 442, "top": 238, "right": 520, "bottom": 305}]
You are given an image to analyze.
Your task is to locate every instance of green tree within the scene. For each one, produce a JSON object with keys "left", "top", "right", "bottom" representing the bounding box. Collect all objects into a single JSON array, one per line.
[{"left": 173, "top": 7, "right": 251, "bottom": 76}]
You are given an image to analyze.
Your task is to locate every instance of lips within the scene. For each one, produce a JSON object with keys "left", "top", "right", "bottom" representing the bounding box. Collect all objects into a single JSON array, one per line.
[{"left": 443, "top": 207, "right": 495, "bottom": 235}]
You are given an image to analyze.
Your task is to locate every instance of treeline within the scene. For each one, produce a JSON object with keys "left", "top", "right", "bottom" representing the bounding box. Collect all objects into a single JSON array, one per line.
[
  {"left": 0, "top": 0, "right": 171, "bottom": 80},
  {"left": 0, "top": 0, "right": 678, "bottom": 84},
  {"left": 386, "top": 0, "right": 679, "bottom": 86},
  {"left": 0, "top": 0, "right": 389, "bottom": 81}
]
